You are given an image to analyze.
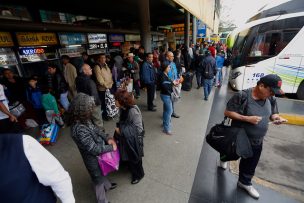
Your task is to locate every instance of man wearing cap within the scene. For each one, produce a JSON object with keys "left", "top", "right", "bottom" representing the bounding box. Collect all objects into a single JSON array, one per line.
[
  {"left": 222, "top": 74, "right": 287, "bottom": 199},
  {"left": 125, "top": 53, "right": 140, "bottom": 98}
]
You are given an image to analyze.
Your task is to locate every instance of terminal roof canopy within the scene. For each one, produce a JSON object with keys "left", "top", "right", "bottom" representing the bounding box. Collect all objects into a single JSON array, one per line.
[{"left": 2, "top": 0, "right": 187, "bottom": 26}]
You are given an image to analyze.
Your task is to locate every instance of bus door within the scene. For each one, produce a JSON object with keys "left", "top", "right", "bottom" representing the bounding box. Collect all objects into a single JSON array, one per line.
[{"left": 274, "top": 30, "right": 303, "bottom": 93}]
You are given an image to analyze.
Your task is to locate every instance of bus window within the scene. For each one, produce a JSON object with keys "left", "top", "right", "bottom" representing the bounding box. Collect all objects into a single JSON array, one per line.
[{"left": 232, "top": 29, "right": 250, "bottom": 69}]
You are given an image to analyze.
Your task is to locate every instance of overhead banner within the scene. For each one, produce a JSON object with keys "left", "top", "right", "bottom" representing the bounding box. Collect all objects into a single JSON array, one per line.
[
  {"left": 88, "top": 33, "right": 107, "bottom": 43},
  {"left": 16, "top": 32, "right": 57, "bottom": 46},
  {"left": 109, "top": 34, "right": 124, "bottom": 42},
  {"left": 197, "top": 20, "right": 206, "bottom": 38},
  {"left": 0, "top": 32, "right": 14, "bottom": 47},
  {"left": 59, "top": 33, "right": 87, "bottom": 45},
  {"left": 125, "top": 34, "right": 140, "bottom": 42}
]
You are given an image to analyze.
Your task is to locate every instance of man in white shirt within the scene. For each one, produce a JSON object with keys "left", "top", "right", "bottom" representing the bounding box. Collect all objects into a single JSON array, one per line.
[
  {"left": 0, "top": 83, "right": 19, "bottom": 133},
  {"left": 0, "top": 133, "right": 75, "bottom": 203}
]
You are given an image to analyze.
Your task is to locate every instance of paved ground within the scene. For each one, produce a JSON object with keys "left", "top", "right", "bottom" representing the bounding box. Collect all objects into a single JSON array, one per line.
[
  {"left": 43, "top": 80, "right": 214, "bottom": 203},
  {"left": 25, "top": 68, "right": 303, "bottom": 203}
]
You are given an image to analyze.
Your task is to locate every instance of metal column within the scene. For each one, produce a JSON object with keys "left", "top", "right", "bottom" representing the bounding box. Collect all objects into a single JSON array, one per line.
[
  {"left": 184, "top": 11, "right": 190, "bottom": 48},
  {"left": 192, "top": 16, "right": 197, "bottom": 45},
  {"left": 138, "top": 0, "right": 152, "bottom": 52}
]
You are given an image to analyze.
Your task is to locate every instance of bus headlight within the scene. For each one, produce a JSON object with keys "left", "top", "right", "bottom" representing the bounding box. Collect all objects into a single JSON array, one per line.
[{"left": 231, "top": 71, "right": 241, "bottom": 79}]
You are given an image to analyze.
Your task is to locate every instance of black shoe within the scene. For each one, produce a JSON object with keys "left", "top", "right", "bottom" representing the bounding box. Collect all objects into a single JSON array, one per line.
[
  {"left": 171, "top": 113, "right": 180, "bottom": 118},
  {"left": 153, "top": 104, "right": 157, "bottom": 107},
  {"left": 148, "top": 108, "right": 157, "bottom": 112},
  {"left": 109, "top": 183, "right": 117, "bottom": 190},
  {"left": 196, "top": 86, "right": 200, "bottom": 89},
  {"left": 131, "top": 178, "right": 142, "bottom": 184}
]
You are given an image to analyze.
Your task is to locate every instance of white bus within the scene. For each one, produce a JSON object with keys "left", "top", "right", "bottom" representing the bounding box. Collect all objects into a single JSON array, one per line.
[{"left": 229, "top": 0, "right": 304, "bottom": 99}]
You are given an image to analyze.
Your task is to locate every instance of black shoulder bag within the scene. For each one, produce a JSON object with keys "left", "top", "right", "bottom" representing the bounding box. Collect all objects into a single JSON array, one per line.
[{"left": 206, "top": 90, "right": 253, "bottom": 161}]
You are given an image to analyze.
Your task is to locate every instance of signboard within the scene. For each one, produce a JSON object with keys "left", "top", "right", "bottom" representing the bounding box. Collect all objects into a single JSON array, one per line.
[
  {"left": 197, "top": 20, "right": 206, "bottom": 38},
  {"left": 59, "top": 46, "right": 85, "bottom": 57},
  {"left": 16, "top": 32, "right": 58, "bottom": 46},
  {"left": 0, "top": 48, "right": 18, "bottom": 66},
  {"left": 125, "top": 34, "right": 140, "bottom": 42},
  {"left": 88, "top": 43, "right": 108, "bottom": 50},
  {"left": 19, "top": 47, "right": 57, "bottom": 62},
  {"left": 0, "top": 32, "right": 14, "bottom": 47},
  {"left": 109, "top": 34, "right": 124, "bottom": 42},
  {"left": 59, "top": 33, "right": 87, "bottom": 45},
  {"left": 88, "top": 33, "right": 107, "bottom": 43},
  {"left": 87, "top": 49, "right": 106, "bottom": 55}
]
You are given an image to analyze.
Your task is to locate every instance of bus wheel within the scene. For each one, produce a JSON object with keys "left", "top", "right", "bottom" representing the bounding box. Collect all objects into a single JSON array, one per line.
[{"left": 297, "top": 80, "right": 304, "bottom": 100}]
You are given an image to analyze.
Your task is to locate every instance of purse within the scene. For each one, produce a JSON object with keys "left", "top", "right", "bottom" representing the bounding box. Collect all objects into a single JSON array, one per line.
[
  {"left": 98, "top": 149, "right": 120, "bottom": 176},
  {"left": 9, "top": 101, "right": 26, "bottom": 117}
]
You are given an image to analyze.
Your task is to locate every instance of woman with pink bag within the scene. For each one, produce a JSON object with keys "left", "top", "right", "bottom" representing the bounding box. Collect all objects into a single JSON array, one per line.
[
  {"left": 114, "top": 89, "right": 145, "bottom": 184},
  {"left": 69, "top": 93, "right": 117, "bottom": 203}
]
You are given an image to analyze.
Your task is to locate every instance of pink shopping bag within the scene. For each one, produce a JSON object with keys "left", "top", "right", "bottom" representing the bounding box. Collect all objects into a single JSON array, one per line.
[{"left": 98, "top": 149, "right": 120, "bottom": 176}]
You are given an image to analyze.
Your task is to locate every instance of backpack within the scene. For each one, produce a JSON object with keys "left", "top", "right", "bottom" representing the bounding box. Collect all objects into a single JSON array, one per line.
[{"left": 202, "top": 62, "right": 214, "bottom": 79}]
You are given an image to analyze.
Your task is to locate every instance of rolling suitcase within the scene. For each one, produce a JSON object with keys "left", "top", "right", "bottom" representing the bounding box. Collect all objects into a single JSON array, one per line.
[{"left": 181, "top": 72, "right": 194, "bottom": 91}]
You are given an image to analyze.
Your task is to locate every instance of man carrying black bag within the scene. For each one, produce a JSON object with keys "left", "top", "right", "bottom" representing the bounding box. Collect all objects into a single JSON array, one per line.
[{"left": 222, "top": 74, "right": 287, "bottom": 199}]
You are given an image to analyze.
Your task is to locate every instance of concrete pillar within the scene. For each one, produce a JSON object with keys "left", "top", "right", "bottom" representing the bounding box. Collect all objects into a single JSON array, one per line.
[
  {"left": 184, "top": 11, "right": 190, "bottom": 48},
  {"left": 192, "top": 16, "right": 197, "bottom": 45},
  {"left": 138, "top": 0, "right": 152, "bottom": 52}
]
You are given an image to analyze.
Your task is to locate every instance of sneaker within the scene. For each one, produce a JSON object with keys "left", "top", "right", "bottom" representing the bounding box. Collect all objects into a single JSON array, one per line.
[
  {"left": 162, "top": 130, "right": 172, "bottom": 135},
  {"left": 219, "top": 161, "right": 227, "bottom": 170},
  {"left": 237, "top": 181, "right": 260, "bottom": 199}
]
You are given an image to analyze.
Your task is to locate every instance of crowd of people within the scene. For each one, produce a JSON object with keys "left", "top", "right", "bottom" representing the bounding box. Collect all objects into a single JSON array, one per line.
[{"left": 0, "top": 40, "right": 233, "bottom": 202}]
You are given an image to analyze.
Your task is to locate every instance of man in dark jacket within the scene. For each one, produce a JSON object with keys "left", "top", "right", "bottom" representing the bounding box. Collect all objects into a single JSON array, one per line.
[
  {"left": 201, "top": 51, "right": 216, "bottom": 101},
  {"left": 141, "top": 53, "right": 156, "bottom": 111},
  {"left": 195, "top": 49, "right": 205, "bottom": 89},
  {"left": 46, "top": 64, "right": 70, "bottom": 111},
  {"left": 75, "top": 63, "right": 104, "bottom": 131}
]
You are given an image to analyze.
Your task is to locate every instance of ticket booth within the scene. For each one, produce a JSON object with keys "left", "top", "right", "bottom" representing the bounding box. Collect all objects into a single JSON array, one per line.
[
  {"left": 86, "top": 33, "right": 108, "bottom": 57},
  {"left": 15, "top": 32, "right": 58, "bottom": 77}
]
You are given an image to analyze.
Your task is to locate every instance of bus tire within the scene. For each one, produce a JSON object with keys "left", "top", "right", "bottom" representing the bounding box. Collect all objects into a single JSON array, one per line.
[{"left": 297, "top": 80, "right": 304, "bottom": 100}]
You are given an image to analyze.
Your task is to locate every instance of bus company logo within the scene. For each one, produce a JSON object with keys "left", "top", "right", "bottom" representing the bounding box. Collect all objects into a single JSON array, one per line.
[
  {"left": 0, "top": 35, "right": 12, "bottom": 43},
  {"left": 20, "top": 35, "right": 39, "bottom": 42},
  {"left": 21, "top": 48, "right": 45, "bottom": 55}
]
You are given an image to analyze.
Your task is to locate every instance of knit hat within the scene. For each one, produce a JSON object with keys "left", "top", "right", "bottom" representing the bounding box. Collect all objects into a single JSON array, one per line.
[{"left": 69, "top": 93, "right": 95, "bottom": 122}]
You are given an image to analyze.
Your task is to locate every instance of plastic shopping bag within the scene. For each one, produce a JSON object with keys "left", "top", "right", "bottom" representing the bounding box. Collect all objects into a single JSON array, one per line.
[{"left": 98, "top": 149, "right": 120, "bottom": 176}]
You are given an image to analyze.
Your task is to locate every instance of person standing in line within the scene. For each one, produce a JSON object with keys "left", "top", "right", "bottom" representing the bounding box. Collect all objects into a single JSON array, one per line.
[
  {"left": 45, "top": 64, "right": 70, "bottom": 111},
  {"left": 94, "top": 54, "right": 113, "bottom": 121},
  {"left": 159, "top": 61, "right": 178, "bottom": 135},
  {"left": 61, "top": 55, "right": 77, "bottom": 100},
  {"left": 0, "top": 133, "right": 75, "bottom": 203},
  {"left": 165, "top": 51, "right": 180, "bottom": 118},
  {"left": 75, "top": 63, "right": 104, "bottom": 131},
  {"left": 222, "top": 74, "right": 287, "bottom": 199},
  {"left": 125, "top": 53, "right": 141, "bottom": 98},
  {"left": 114, "top": 89, "right": 145, "bottom": 184},
  {"left": 201, "top": 51, "right": 216, "bottom": 101},
  {"left": 215, "top": 51, "right": 225, "bottom": 87},
  {"left": 141, "top": 53, "right": 157, "bottom": 111},
  {"left": 69, "top": 93, "right": 117, "bottom": 203},
  {"left": 195, "top": 49, "right": 205, "bottom": 89}
]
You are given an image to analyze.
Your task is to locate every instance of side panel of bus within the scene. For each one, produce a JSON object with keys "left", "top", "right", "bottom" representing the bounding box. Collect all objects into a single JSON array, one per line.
[{"left": 273, "top": 27, "right": 304, "bottom": 93}]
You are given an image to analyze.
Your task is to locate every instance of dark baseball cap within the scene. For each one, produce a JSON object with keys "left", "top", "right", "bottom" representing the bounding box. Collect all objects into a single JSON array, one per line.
[{"left": 259, "top": 74, "right": 283, "bottom": 95}]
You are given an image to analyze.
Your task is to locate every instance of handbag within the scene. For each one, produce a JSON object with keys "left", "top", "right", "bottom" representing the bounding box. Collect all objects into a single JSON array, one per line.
[
  {"left": 105, "top": 89, "right": 119, "bottom": 118},
  {"left": 9, "top": 101, "right": 26, "bottom": 117},
  {"left": 98, "top": 149, "right": 120, "bottom": 176}
]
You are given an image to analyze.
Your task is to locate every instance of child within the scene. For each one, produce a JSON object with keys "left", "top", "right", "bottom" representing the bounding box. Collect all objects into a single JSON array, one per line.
[
  {"left": 41, "top": 85, "right": 64, "bottom": 127},
  {"left": 26, "top": 76, "right": 45, "bottom": 125}
]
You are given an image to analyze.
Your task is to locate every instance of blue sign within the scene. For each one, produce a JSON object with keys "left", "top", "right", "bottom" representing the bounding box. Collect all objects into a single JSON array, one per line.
[
  {"left": 197, "top": 20, "right": 206, "bottom": 38},
  {"left": 59, "top": 33, "right": 87, "bottom": 45},
  {"left": 109, "top": 34, "right": 124, "bottom": 42}
]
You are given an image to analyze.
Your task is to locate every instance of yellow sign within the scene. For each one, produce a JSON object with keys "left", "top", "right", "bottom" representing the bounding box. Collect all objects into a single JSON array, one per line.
[
  {"left": 16, "top": 32, "right": 58, "bottom": 46},
  {"left": 0, "top": 32, "right": 14, "bottom": 47}
]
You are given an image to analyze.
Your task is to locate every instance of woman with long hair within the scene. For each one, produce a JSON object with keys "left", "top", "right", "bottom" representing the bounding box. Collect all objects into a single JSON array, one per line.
[
  {"left": 69, "top": 93, "right": 117, "bottom": 203},
  {"left": 114, "top": 89, "right": 145, "bottom": 184}
]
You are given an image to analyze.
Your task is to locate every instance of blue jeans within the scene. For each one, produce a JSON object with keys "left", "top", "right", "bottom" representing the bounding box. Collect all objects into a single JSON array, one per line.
[
  {"left": 160, "top": 94, "right": 173, "bottom": 133},
  {"left": 203, "top": 79, "right": 213, "bottom": 99},
  {"left": 216, "top": 68, "right": 223, "bottom": 86}
]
